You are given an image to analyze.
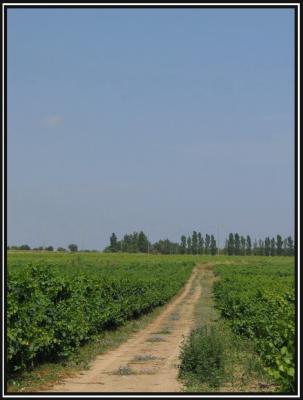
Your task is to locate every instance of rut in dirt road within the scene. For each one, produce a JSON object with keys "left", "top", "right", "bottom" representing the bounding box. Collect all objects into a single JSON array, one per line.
[{"left": 49, "top": 265, "right": 206, "bottom": 393}]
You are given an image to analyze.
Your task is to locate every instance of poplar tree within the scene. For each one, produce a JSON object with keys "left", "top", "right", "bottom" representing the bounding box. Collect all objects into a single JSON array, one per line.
[
  {"left": 246, "top": 235, "right": 252, "bottom": 255},
  {"left": 283, "top": 238, "right": 288, "bottom": 256},
  {"left": 122, "top": 234, "right": 131, "bottom": 252},
  {"left": 187, "top": 236, "right": 192, "bottom": 254},
  {"left": 197, "top": 232, "right": 204, "bottom": 255},
  {"left": 227, "top": 233, "right": 234, "bottom": 256},
  {"left": 270, "top": 237, "right": 276, "bottom": 256},
  {"left": 210, "top": 235, "right": 217, "bottom": 255},
  {"left": 191, "top": 231, "right": 198, "bottom": 255},
  {"left": 253, "top": 239, "right": 258, "bottom": 255},
  {"left": 276, "top": 234, "right": 283, "bottom": 256},
  {"left": 264, "top": 237, "right": 271, "bottom": 256},
  {"left": 240, "top": 236, "right": 246, "bottom": 255},
  {"left": 286, "top": 236, "right": 294, "bottom": 256},
  {"left": 110, "top": 233, "right": 118, "bottom": 252},
  {"left": 224, "top": 239, "right": 229, "bottom": 255},
  {"left": 234, "top": 233, "right": 240, "bottom": 255},
  {"left": 180, "top": 235, "right": 187, "bottom": 254},
  {"left": 259, "top": 239, "right": 265, "bottom": 256},
  {"left": 205, "top": 234, "right": 210, "bottom": 255},
  {"left": 138, "top": 231, "right": 149, "bottom": 253}
]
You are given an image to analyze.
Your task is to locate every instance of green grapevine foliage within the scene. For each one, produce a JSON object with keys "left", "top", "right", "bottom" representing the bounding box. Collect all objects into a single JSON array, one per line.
[
  {"left": 8, "top": 259, "right": 194, "bottom": 374},
  {"left": 213, "top": 259, "right": 295, "bottom": 392}
]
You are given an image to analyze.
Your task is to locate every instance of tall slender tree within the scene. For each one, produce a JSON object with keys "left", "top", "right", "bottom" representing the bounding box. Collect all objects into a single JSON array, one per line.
[
  {"left": 259, "top": 239, "right": 265, "bottom": 256},
  {"left": 270, "top": 237, "right": 276, "bottom": 256},
  {"left": 227, "top": 233, "right": 234, "bottom": 256},
  {"left": 264, "top": 237, "right": 271, "bottom": 256},
  {"left": 110, "top": 233, "right": 118, "bottom": 252},
  {"left": 187, "top": 236, "right": 192, "bottom": 254},
  {"left": 234, "top": 233, "right": 240, "bottom": 255},
  {"left": 180, "top": 235, "right": 187, "bottom": 254},
  {"left": 283, "top": 238, "right": 288, "bottom": 256},
  {"left": 276, "top": 234, "right": 283, "bottom": 256},
  {"left": 253, "top": 239, "right": 258, "bottom": 255},
  {"left": 240, "top": 236, "right": 246, "bottom": 255},
  {"left": 138, "top": 231, "right": 149, "bottom": 253},
  {"left": 204, "top": 234, "right": 210, "bottom": 255},
  {"left": 191, "top": 231, "right": 198, "bottom": 255},
  {"left": 286, "top": 236, "right": 294, "bottom": 256},
  {"left": 223, "top": 239, "right": 229, "bottom": 255},
  {"left": 210, "top": 235, "right": 217, "bottom": 255},
  {"left": 246, "top": 235, "right": 252, "bottom": 255},
  {"left": 197, "top": 232, "right": 204, "bottom": 255}
]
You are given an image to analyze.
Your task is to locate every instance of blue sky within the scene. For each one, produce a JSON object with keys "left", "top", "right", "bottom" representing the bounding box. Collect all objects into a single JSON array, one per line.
[{"left": 7, "top": 7, "right": 295, "bottom": 249}]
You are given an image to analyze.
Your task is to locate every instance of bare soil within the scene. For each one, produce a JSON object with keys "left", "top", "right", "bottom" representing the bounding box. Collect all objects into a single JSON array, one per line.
[{"left": 48, "top": 265, "right": 204, "bottom": 393}]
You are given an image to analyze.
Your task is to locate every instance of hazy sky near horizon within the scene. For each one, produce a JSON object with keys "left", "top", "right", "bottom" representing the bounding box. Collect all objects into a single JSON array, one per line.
[{"left": 7, "top": 7, "right": 295, "bottom": 249}]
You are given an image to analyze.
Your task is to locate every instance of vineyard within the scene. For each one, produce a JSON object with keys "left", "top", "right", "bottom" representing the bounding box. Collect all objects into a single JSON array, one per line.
[
  {"left": 213, "top": 257, "right": 295, "bottom": 391},
  {"left": 7, "top": 253, "right": 194, "bottom": 374},
  {"left": 7, "top": 252, "right": 296, "bottom": 393}
]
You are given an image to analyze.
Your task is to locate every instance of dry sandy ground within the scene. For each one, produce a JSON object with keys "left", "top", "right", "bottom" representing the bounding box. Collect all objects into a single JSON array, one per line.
[{"left": 48, "top": 265, "right": 203, "bottom": 393}]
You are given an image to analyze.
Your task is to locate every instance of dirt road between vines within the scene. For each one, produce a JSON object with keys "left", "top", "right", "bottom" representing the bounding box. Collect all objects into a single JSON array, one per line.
[{"left": 49, "top": 265, "right": 207, "bottom": 393}]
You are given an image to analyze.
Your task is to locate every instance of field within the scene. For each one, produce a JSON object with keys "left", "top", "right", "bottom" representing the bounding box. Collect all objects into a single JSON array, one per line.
[
  {"left": 6, "top": 252, "right": 296, "bottom": 393},
  {"left": 7, "top": 252, "right": 195, "bottom": 374},
  {"left": 213, "top": 257, "right": 295, "bottom": 391}
]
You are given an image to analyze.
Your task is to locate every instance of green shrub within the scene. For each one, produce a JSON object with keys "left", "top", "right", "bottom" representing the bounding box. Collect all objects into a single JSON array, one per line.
[{"left": 179, "top": 325, "right": 225, "bottom": 388}]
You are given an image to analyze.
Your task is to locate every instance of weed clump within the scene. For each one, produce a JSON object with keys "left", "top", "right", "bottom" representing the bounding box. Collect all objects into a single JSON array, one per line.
[
  {"left": 112, "top": 365, "right": 135, "bottom": 375},
  {"left": 179, "top": 325, "right": 225, "bottom": 388},
  {"left": 133, "top": 354, "right": 158, "bottom": 362}
]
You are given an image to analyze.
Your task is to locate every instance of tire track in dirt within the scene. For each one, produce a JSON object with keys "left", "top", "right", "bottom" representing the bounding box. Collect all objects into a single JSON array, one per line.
[{"left": 48, "top": 265, "right": 205, "bottom": 393}]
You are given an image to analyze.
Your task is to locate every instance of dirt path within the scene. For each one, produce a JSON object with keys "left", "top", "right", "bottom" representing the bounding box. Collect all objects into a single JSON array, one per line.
[{"left": 49, "top": 265, "right": 204, "bottom": 393}]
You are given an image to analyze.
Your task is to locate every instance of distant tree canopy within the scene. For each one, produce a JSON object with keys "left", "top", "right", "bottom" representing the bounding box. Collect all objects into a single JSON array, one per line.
[
  {"left": 204, "top": 234, "right": 210, "bottom": 255},
  {"left": 153, "top": 239, "right": 180, "bottom": 255},
  {"left": 57, "top": 247, "right": 66, "bottom": 252},
  {"left": 264, "top": 237, "right": 271, "bottom": 256},
  {"left": 180, "top": 235, "right": 187, "bottom": 254},
  {"left": 246, "top": 235, "right": 252, "bottom": 256},
  {"left": 19, "top": 244, "right": 31, "bottom": 250},
  {"left": 68, "top": 244, "right": 78, "bottom": 252},
  {"left": 138, "top": 231, "right": 149, "bottom": 253},
  {"left": 210, "top": 235, "right": 217, "bottom": 255},
  {"left": 45, "top": 246, "right": 54, "bottom": 252},
  {"left": 109, "top": 233, "right": 119, "bottom": 252},
  {"left": 227, "top": 233, "right": 234, "bottom": 256},
  {"left": 234, "top": 233, "right": 240, "bottom": 256},
  {"left": 8, "top": 244, "right": 30, "bottom": 250},
  {"left": 276, "top": 235, "right": 283, "bottom": 256},
  {"left": 191, "top": 231, "right": 198, "bottom": 255},
  {"left": 186, "top": 236, "right": 192, "bottom": 254},
  {"left": 104, "top": 231, "right": 151, "bottom": 253},
  {"left": 197, "top": 232, "right": 204, "bottom": 255}
]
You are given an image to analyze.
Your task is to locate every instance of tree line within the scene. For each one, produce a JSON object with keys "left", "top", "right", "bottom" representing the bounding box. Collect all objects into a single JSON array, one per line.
[
  {"left": 8, "top": 232, "right": 295, "bottom": 256},
  {"left": 106, "top": 231, "right": 294, "bottom": 256},
  {"left": 105, "top": 231, "right": 218, "bottom": 255},
  {"left": 7, "top": 244, "right": 84, "bottom": 252},
  {"left": 224, "top": 233, "right": 294, "bottom": 256}
]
